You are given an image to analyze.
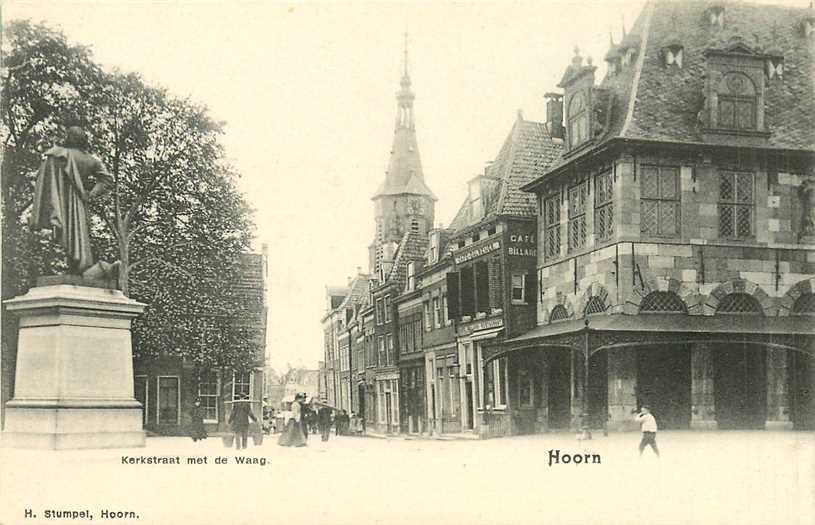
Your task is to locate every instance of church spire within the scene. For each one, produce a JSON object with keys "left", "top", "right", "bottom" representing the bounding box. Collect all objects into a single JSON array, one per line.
[{"left": 396, "top": 32, "right": 415, "bottom": 130}]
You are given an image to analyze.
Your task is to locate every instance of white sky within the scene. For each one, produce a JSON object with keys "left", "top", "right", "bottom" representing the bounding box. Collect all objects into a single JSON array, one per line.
[{"left": 5, "top": 0, "right": 807, "bottom": 371}]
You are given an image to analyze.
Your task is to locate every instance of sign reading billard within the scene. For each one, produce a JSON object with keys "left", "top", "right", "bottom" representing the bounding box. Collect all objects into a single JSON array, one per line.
[
  {"left": 454, "top": 240, "right": 501, "bottom": 264},
  {"left": 508, "top": 233, "right": 536, "bottom": 257},
  {"left": 461, "top": 316, "right": 504, "bottom": 335}
]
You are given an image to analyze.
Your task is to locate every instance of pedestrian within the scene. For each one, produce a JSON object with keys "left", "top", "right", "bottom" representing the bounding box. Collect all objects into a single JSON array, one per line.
[
  {"left": 318, "top": 404, "right": 332, "bottom": 442},
  {"left": 633, "top": 406, "right": 660, "bottom": 458},
  {"left": 190, "top": 399, "right": 208, "bottom": 442},
  {"left": 299, "top": 394, "right": 310, "bottom": 443},
  {"left": 228, "top": 394, "right": 257, "bottom": 450},
  {"left": 278, "top": 394, "right": 307, "bottom": 447}
]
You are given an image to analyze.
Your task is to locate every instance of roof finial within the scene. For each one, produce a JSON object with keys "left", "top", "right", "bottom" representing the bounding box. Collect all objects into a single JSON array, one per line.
[{"left": 403, "top": 31, "right": 409, "bottom": 77}]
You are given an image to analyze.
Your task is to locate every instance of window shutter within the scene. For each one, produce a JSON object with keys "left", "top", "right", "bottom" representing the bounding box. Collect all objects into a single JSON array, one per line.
[
  {"left": 446, "top": 272, "right": 460, "bottom": 320},
  {"left": 524, "top": 272, "right": 536, "bottom": 305}
]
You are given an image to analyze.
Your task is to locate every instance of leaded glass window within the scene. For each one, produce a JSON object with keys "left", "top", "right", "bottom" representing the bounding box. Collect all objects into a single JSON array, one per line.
[
  {"left": 640, "top": 166, "right": 680, "bottom": 237},
  {"left": 543, "top": 194, "right": 561, "bottom": 260},
  {"left": 568, "top": 182, "right": 588, "bottom": 251},
  {"left": 594, "top": 170, "right": 614, "bottom": 241},
  {"left": 584, "top": 296, "right": 606, "bottom": 315},
  {"left": 550, "top": 304, "right": 569, "bottom": 322},
  {"left": 717, "top": 72, "right": 757, "bottom": 131},
  {"left": 639, "top": 292, "right": 687, "bottom": 313},
  {"left": 793, "top": 293, "right": 815, "bottom": 315},
  {"left": 716, "top": 293, "right": 762, "bottom": 315},
  {"left": 718, "top": 171, "right": 754, "bottom": 239}
]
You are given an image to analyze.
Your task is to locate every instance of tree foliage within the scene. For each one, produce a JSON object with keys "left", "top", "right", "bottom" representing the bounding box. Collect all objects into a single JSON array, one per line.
[{"left": 2, "top": 20, "right": 262, "bottom": 372}]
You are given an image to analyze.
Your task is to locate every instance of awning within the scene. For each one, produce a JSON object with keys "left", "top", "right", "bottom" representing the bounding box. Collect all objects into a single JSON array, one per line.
[{"left": 502, "top": 313, "right": 815, "bottom": 353}]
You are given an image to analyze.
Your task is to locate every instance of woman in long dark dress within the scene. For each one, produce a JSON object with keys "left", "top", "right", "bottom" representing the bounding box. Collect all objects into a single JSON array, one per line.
[
  {"left": 277, "top": 395, "right": 307, "bottom": 447},
  {"left": 190, "top": 399, "right": 208, "bottom": 442}
]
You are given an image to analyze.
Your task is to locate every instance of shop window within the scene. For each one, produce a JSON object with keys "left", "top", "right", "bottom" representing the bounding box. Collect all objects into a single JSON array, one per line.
[
  {"left": 550, "top": 304, "right": 569, "bottom": 322},
  {"left": 543, "top": 193, "right": 561, "bottom": 260},
  {"left": 197, "top": 371, "right": 219, "bottom": 422},
  {"left": 568, "top": 182, "right": 588, "bottom": 251},
  {"left": 793, "top": 293, "right": 815, "bottom": 315},
  {"left": 639, "top": 291, "right": 687, "bottom": 313},
  {"left": 716, "top": 293, "right": 762, "bottom": 315},
  {"left": 594, "top": 170, "right": 614, "bottom": 241},
  {"left": 719, "top": 171, "right": 754, "bottom": 239},
  {"left": 641, "top": 166, "right": 680, "bottom": 237},
  {"left": 511, "top": 273, "right": 527, "bottom": 304}
]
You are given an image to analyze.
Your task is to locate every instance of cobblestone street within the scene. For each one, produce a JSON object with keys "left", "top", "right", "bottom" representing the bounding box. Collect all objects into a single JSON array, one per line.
[{"left": 1, "top": 430, "right": 813, "bottom": 525}]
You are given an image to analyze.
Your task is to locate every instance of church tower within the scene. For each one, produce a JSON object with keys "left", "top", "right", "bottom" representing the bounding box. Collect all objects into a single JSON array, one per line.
[{"left": 369, "top": 36, "right": 436, "bottom": 279}]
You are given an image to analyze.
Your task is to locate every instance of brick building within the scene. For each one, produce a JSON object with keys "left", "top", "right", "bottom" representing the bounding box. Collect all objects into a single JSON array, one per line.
[
  {"left": 134, "top": 249, "right": 268, "bottom": 435},
  {"left": 497, "top": 0, "right": 815, "bottom": 433}
]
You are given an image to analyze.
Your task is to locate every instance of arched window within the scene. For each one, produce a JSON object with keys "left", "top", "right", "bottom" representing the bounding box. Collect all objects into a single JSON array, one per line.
[
  {"left": 716, "top": 293, "right": 763, "bottom": 315},
  {"left": 550, "top": 304, "right": 569, "bottom": 323},
  {"left": 717, "top": 72, "right": 757, "bottom": 131},
  {"left": 567, "top": 92, "right": 589, "bottom": 149},
  {"left": 792, "top": 293, "right": 815, "bottom": 315},
  {"left": 584, "top": 296, "right": 606, "bottom": 315},
  {"left": 639, "top": 291, "right": 687, "bottom": 313}
]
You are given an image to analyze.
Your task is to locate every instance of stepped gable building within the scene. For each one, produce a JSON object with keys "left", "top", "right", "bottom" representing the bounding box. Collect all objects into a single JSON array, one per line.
[
  {"left": 431, "top": 112, "right": 562, "bottom": 438},
  {"left": 497, "top": 0, "right": 815, "bottom": 434}
]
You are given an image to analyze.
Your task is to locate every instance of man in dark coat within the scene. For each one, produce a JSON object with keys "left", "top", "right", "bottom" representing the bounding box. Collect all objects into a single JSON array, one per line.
[
  {"left": 317, "top": 404, "right": 333, "bottom": 442},
  {"left": 228, "top": 395, "right": 257, "bottom": 450},
  {"left": 298, "top": 394, "right": 310, "bottom": 442}
]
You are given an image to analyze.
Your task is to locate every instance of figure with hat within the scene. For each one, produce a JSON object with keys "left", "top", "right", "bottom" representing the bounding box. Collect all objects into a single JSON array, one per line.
[
  {"left": 228, "top": 393, "right": 257, "bottom": 450},
  {"left": 278, "top": 393, "right": 307, "bottom": 447}
]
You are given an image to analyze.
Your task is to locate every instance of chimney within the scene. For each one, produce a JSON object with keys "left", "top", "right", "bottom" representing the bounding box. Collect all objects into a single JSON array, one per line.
[{"left": 544, "top": 93, "right": 564, "bottom": 139}]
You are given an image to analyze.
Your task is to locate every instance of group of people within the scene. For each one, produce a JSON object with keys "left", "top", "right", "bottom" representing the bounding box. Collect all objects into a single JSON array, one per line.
[
  {"left": 277, "top": 394, "right": 365, "bottom": 447},
  {"left": 188, "top": 394, "right": 259, "bottom": 450}
]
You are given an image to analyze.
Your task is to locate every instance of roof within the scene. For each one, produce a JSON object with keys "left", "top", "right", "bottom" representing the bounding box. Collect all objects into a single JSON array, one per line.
[
  {"left": 386, "top": 229, "right": 428, "bottom": 290},
  {"left": 529, "top": 0, "right": 815, "bottom": 187},
  {"left": 448, "top": 116, "right": 564, "bottom": 230},
  {"left": 373, "top": 72, "right": 437, "bottom": 200}
]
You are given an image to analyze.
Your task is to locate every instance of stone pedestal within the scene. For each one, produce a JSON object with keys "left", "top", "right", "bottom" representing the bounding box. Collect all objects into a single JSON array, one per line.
[
  {"left": 607, "top": 348, "right": 638, "bottom": 431},
  {"left": 691, "top": 344, "right": 717, "bottom": 430},
  {"left": 1, "top": 284, "right": 146, "bottom": 449},
  {"left": 766, "top": 348, "right": 793, "bottom": 430}
]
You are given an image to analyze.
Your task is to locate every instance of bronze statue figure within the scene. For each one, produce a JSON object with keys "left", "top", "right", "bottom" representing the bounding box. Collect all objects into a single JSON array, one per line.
[{"left": 30, "top": 127, "right": 114, "bottom": 276}]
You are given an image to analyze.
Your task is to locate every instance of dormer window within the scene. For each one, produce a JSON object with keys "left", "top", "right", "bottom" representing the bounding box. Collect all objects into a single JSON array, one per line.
[
  {"left": 406, "top": 262, "right": 416, "bottom": 292},
  {"left": 717, "top": 72, "right": 757, "bottom": 131},
  {"left": 661, "top": 41, "right": 684, "bottom": 68},
  {"left": 567, "top": 91, "right": 589, "bottom": 149},
  {"left": 705, "top": 5, "right": 725, "bottom": 28},
  {"left": 801, "top": 16, "right": 815, "bottom": 38},
  {"left": 621, "top": 47, "right": 637, "bottom": 66},
  {"left": 766, "top": 55, "right": 784, "bottom": 80}
]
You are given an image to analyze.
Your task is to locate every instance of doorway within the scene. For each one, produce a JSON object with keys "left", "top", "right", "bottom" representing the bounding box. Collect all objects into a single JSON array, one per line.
[
  {"left": 713, "top": 343, "right": 767, "bottom": 429},
  {"left": 637, "top": 345, "right": 691, "bottom": 429},
  {"left": 547, "top": 348, "right": 571, "bottom": 429},
  {"left": 464, "top": 381, "right": 474, "bottom": 430}
]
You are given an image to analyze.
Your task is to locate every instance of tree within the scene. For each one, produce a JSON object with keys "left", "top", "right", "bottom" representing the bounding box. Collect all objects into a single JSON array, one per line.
[{"left": 1, "top": 21, "right": 261, "bottom": 374}]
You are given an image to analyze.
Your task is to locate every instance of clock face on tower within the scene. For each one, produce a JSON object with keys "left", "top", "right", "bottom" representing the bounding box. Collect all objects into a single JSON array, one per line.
[{"left": 409, "top": 198, "right": 423, "bottom": 215}]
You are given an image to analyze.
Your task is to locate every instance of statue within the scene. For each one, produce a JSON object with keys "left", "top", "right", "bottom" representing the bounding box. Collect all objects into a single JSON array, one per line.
[
  {"left": 799, "top": 178, "right": 815, "bottom": 241},
  {"left": 30, "top": 127, "right": 114, "bottom": 277}
]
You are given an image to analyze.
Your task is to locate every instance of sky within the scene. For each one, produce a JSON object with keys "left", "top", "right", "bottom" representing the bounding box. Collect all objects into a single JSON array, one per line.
[{"left": 5, "top": 0, "right": 808, "bottom": 371}]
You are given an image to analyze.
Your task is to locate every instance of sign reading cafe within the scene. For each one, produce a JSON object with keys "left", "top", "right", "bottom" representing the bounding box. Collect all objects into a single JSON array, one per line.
[{"left": 508, "top": 233, "right": 536, "bottom": 257}]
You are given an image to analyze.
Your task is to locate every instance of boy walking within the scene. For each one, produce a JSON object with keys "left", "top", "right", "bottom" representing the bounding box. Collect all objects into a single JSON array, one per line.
[{"left": 634, "top": 406, "right": 660, "bottom": 457}]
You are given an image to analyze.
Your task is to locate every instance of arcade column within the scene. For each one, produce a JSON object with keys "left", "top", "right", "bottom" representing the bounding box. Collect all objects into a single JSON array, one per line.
[
  {"left": 766, "top": 348, "right": 793, "bottom": 430},
  {"left": 691, "top": 343, "right": 717, "bottom": 430},
  {"left": 1, "top": 283, "right": 145, "bottom": 449},
  {"left": 607, "top": 348, "right": 637, "bottom": 431}
]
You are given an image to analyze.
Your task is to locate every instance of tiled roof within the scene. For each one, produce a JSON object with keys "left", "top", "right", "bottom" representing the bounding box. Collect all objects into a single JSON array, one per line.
[
  {"left": 387, "top": 229, "right": 429, "bottom": 289},
  {"left": 448, "top": 116, "right": 564, "bottom": 230},
  {"left": 620, "top": 0, "right": 815, "bottom": 151},
  {"left": 338, "top": 273, "right": 370, "bottom": 311}
]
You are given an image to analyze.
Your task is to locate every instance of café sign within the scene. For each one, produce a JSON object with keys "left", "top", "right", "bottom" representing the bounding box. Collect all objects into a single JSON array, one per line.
[
  {"left": 460, "top": 316, "right": 504, "bottom": 336},
  {"left": 508, "top": 233, "right": 536, "bottom": 257}
]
